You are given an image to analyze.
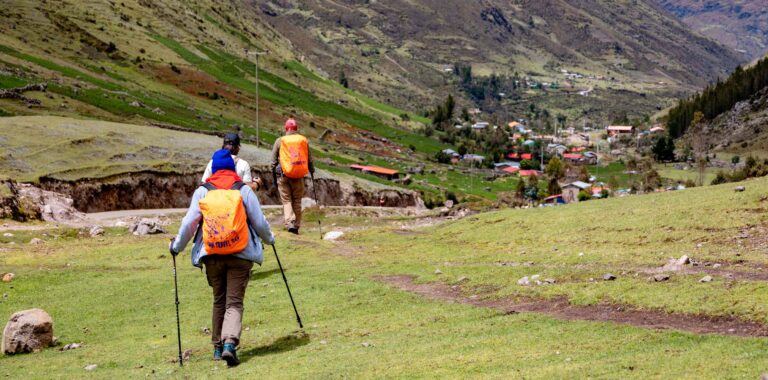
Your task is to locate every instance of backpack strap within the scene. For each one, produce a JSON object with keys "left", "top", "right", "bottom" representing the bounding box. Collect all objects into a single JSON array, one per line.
[
  {"left": 202, "top": 183, "right": 217, "bottom": 191},
  {"left": 230, "top": 181, "right": 245, "bottom": 191}
]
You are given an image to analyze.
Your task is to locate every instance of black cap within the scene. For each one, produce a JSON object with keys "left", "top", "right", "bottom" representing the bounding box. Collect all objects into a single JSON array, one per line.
[{"left": 223, "top": 133, "right": 241, "bottom": 146}]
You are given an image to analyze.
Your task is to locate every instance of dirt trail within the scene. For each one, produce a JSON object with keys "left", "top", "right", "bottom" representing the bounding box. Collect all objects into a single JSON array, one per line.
[{"left": 377, "top": 275, "right": 768, "bottom": 338}]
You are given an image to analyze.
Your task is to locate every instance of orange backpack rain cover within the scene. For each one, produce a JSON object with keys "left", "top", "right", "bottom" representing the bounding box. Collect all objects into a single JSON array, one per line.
[
  {"left": 279, "top": 134, "right": 309, "bottom": 179},
  {"left": 199, "top": 186, "right": 249, "bottom": 254}
]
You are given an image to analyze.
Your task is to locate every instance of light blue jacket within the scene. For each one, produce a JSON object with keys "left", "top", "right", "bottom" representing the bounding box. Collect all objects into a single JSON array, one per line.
[{"left": 172, "top": 185, "right": 275, "bottom": 267}]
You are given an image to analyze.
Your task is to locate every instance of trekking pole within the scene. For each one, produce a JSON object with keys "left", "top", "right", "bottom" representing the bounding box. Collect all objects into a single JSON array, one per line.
[
  {"left": 170, "top": 239, "right": 183, "bottom": 367},
  {"left": 311, "top": 173, "right": 322, "bottom": 240},
  {"left": 271, "top": 244, "right": 303, "bottom": 329}
]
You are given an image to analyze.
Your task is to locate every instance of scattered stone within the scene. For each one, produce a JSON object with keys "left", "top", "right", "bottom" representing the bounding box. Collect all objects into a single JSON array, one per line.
[
  {"left": 662, "top": 255, "right": 691, "bottom": 272},
  {"left": 84, "top": 364, "right": 97, "bottom": 371},
  {"left": 320, "top": 340, "right": 327, "bottom": 345},
  {"left": 182, "top": 349, "right": 192, "bottom": 361},
  {"left": 712, "top": 263, "right": 722, "bottom": 269},
  {"left": 152, "top": 107, "right": 164, "bottom": 115},
  {"left": 699, "top": 275, "right": 713, "bottom": 283},
  {"left": 29, "top": 238, "right": 43, "bottom": 245},
  {"left": 455, "top": 276, "right": 469, "bottom": 283},
  {"left": 602, "top": 273, "right": 616, "bottom": 281},
  {"left": 130, "top": 218, "right": 166, "bottom": 236},
  {"left": 434, "top": 269, "right": 443, "bottom": 275},
  {"left": 2, "top": 308, "right": 54, "bottom": 354},
  {"left": 88, "top": 226, "right": 104, "bottom": 237},
  {"left": 201, "top": 326, "right": 210, "bottom": 335},
  {"left": 517, "top": 276, "right": 530, "bottom": 286},
  {"left": 2, "top": 273, "right": 14, "bottom": 282},
  {"left": 322, "top": 231, "right": 344, "bottom": 241},
  {"left": 734, "top": 186, "right": 745, "bottom": 192},
  {"left": 129, "top": 100, "right": 144, "bottom": 108},
  {"left": 444, "top": 200, "right": 454, "bottom": 209},
  {"left": 2, "top": 233, "right": 12, "bottom": 237},
  {"left": 543, "top": 278, "right": 556, "bottom": 284},
  {"left": 60, "top": 343, "right": 81, "bottom": 351},
  {"left": 51, "top": 336, "right": 59, "bottom": 346},
  {"left": 114, "top": 221, "right": 128, "bottom": 228},
  {"left": 361, "top": 342, "right": 370, "bottom": 348},
  {"left": 578, "top": 252, "right": 584, "bottom": 257},
  {"left": 653, "top": 274, "right": 670, "bottom": 282}
]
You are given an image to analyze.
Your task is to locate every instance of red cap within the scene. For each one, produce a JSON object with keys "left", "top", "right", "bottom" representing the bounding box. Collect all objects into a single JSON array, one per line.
[{"left": 284, "top": 118, "right": 298, "bottom": 131}]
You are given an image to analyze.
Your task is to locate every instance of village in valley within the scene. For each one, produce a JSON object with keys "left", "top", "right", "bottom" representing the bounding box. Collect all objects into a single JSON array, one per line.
[{"left": 352, "top": 114, "right": 681, "bottom": 207}]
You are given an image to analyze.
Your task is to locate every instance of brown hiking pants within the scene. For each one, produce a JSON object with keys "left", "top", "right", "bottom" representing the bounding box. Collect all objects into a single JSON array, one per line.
[
  {"left": 204, "top": 255, "right": 254, "bottom": 347},
  {"left": 277, "top": 176, "right": 304, "bottom": 229}
]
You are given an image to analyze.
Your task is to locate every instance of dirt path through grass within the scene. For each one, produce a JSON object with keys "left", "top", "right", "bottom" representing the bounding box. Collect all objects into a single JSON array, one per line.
[{"left": 377, "top": 275, "right": 768, "bottom": 337}]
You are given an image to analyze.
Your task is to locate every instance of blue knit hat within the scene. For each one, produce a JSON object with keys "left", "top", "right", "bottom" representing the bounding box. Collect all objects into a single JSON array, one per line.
[{"left": 211, "top": 149, "right": 236, "bottom": 173}]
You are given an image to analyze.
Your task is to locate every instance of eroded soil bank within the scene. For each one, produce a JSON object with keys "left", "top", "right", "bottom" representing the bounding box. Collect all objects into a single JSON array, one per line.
[{"left": 36, "top": 169, "right": 423, "bottom": 212}]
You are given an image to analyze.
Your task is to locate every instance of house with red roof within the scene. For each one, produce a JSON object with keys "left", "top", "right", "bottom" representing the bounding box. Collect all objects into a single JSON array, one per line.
[
  {"left": 349, "top": 164, "right": 400, "bottom": 180},
  {"left": 519, "top": 170, "right": 541, "bottom": 177}
]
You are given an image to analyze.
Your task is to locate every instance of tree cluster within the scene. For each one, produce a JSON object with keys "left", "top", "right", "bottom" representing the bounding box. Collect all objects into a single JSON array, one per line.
[{"left": 667, "top": 57, "right": 768, "bottom": 138}]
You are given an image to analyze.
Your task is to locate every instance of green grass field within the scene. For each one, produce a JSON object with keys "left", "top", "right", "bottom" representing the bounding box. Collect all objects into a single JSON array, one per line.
[{"left": 2, "top": 177, "right": 768, "bottom": 377}]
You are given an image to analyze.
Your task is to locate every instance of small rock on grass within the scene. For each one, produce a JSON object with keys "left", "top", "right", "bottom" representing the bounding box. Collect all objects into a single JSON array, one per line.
[
  {"left": 602, "top": 273, "right": 616, "bottom": 281},
  {"left": 455, "top": 276, "right": 469, "bottom": 283},
  {"left": 734, "top": 186, "right": 745, "bottom": 192},
  {"left": 517, "top": 276, "right": 530, "bottom": 286},
  {"left": 434, "top": 269, "right": 443, "bottom": 275},
  {"left": 322, "top": 231, "right": 344, "bottom": 241},
  {"left": 361, "top": 342, "right": 370, "bottom": 348},
  {"left": 182, "top": 349, "right": 192, "bottom": 361},
  {"left": 699, "top": 275, "right": 713, "bottom": 283},
  {"left": 2, "top": 273, "right": 14, "bottom": 282},
  {"left": 29, "top": 238, "right": 43, "bottom": 245},
  {"left": 653, "top": 274, "right": 670, "bottom": 282},
  {"left": 60, "top": 343, "right": 81, "bottom": 351},
  {"left": 543, "top": 278, "right": 556, "bottom": 284},
  {"left": 84, "top": 364, "right": 97, "bottom": 371},
  {"left": 2, "top": 233, "right": 12, "bottom": 237}
]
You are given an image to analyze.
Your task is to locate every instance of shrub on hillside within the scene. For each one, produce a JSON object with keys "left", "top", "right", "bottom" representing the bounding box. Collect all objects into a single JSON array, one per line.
[{"left": 520, "top": 159, "right": 538, "bottom": 170}]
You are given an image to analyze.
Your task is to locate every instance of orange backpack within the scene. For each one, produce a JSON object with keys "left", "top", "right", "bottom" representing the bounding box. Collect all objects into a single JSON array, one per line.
[
  {"left": 279, "top": 134, "right": 309, "bottom": 179},
  {"left": 199, "top": 182, "right": 249, "bottom": 255}
]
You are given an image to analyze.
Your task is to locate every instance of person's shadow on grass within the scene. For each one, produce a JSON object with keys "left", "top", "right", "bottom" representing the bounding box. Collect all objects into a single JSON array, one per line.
[
  {"left": 250, "top": 268, "right": 281, "bottom": 281},
  {"left": 239, "top": 331, "right": 310, "bottom": 362}
]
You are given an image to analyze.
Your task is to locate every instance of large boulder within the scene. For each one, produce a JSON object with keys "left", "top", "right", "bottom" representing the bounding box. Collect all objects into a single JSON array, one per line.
[{"left": 2, "top": 309, "right": 54, "bottom": 354}]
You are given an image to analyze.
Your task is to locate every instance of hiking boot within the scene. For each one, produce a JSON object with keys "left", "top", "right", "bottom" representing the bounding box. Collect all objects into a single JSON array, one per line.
[
  {"left": 213, "top": 346, "right": 223, "bottom": 361},
  {"left": 288, "top": 227, "right": 299, "bottom": 235},
  {"left": 222, "top": 343, "right": 239, "bottom": 367}
]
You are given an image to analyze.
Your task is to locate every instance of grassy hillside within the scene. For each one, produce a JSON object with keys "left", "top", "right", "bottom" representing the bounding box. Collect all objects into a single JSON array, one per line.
[
  {"left": 657, "top": 0, "right": 768, "bottom": 60},
  {"left": 260, "top": 0, "right": 743, "bottom": 120},
  {"left": 1, "top": 177, "right": 768, "bottom": 377}
]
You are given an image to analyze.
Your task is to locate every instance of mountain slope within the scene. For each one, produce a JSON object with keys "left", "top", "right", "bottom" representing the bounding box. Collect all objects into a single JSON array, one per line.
[
  {"left": 258, "top": 0, "right": 744, "bottom": 116},
  {"left": 657, "top": 0, "right": 768, "bottom": 60}
]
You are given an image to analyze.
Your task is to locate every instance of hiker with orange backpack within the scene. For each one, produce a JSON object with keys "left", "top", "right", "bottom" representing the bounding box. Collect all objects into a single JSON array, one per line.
[
  {"left": 270, "top": 118, "right": 315, "bottom": 234},
  {"left": 170, "top": 149, "right": 275, "bottom": 367}
]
